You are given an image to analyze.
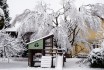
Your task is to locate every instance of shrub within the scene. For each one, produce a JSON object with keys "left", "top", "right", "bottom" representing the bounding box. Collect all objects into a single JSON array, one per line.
[{"left": 88, "top": 48, "right": 104, "bottom": 67}]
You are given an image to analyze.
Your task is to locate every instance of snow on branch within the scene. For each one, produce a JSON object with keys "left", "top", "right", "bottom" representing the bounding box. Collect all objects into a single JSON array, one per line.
[
  {"left": 0, "top": 30, "right": 25, "bottom": 57},
  {"left": 10, "top": 0, "right": 104, "bottom": 51}
]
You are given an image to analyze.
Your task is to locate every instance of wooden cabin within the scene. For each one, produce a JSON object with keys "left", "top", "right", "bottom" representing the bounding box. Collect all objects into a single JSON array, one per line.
[{"left": 27, "top": 34, "right": 66, "bottom": 67}]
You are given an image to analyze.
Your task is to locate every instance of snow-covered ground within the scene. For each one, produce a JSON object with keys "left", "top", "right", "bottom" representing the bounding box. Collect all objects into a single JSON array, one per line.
[
  {"left": 64, "top": 58, "right": 104, "bottom": 70},
  {"left": 0, "top": 58, "right": 103, "bottom": 70}
]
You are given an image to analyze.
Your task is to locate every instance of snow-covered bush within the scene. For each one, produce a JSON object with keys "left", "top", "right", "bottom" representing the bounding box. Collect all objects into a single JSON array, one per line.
[
  {"left": 0, "top": 30, "right": 25, "bottom": 57},
  {"left": 88, "top": 48, "right": 104, "bottom": 67},
  {"left": 88, "top": 40, "right": 104, "bottom": 67}
]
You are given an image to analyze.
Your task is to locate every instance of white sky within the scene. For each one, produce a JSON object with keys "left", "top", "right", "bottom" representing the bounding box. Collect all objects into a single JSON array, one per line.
[{"left": 7, "top": 0, "right": 104, "bottom": 22}]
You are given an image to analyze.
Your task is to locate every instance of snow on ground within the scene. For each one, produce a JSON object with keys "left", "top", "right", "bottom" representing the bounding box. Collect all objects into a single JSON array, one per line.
[
  {"left": 0, "top": 58, "right": 104, "bottom": 70},
  {"left": 0, "top": 58, "right": 28, "bottom": 70},
  {"left": 64, "top": 58, "right": 104, "bottom": 70}
]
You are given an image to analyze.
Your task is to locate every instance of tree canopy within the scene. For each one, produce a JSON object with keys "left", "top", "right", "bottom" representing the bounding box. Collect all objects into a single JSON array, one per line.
[{"left": 10, "top": 0, "right": 104, "bottom": 51}]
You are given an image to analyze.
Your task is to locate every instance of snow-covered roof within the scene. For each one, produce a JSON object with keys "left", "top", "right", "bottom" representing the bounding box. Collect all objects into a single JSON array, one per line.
[
  {"left": 5, "top": 22, "right": 21, "bottom": 32},
  {"left": 27, "top": 34, "right": 53, "bottom": 44},
  {"left": 92, "top": 48, "right": 101, "bottom": 53},
  {"left": 0, "top": 8, "right": 4, "bottom": 17}
]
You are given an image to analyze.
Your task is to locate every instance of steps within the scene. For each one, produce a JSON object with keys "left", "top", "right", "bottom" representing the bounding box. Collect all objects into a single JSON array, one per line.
[{"left": 41, "top": 56, "right": 52, "bottom": 68}]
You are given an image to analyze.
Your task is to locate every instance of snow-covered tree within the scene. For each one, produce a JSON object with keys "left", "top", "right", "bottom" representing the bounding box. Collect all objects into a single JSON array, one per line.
[
  {"left": 0, "top": 8, "right": 4, "bottom": 29},
  {"left": 11, "top": 0, "right": 104, "bottom": 53},
  {"left": 48, "top": 0, "right": 88, "bottom": 50},
  {"left": 0, "top": 0, "right": 10, "bottom": 28},
  {"left": 12, "top": 2, "right": 54, "bottom": 43},
  {"left": 0, "top": 30, "right": 25, "bottom": 57},
  {"left": 79, "top": 4, "right": 103, "bottom": 32},
  {"left": 79, "top": 3, "right": 104, "bottom": 50}
]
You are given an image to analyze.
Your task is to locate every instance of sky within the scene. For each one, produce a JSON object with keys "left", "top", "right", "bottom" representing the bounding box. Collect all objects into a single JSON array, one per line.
[{"left": 7, "top": 0, "right": 104, "bottom": 23}]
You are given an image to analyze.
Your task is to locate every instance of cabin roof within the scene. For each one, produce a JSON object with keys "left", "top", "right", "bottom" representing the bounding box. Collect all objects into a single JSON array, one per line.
[
  {"left": 5, "top": 22, "right": 21, "bottom": 32},
  {"left": 27, "top": 34, "right": 53, "bottom": 45}
]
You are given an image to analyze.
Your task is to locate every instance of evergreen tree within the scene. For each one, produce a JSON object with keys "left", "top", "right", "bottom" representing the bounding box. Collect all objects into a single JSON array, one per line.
[{"left": 0, "top": 0, "right": 10, "bottom": 28}]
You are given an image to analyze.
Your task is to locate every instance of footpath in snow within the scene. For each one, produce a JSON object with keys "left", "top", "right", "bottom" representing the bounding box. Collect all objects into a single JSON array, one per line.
[{"left": 0, "top": 58, "right": 104, "bottom": 70}]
